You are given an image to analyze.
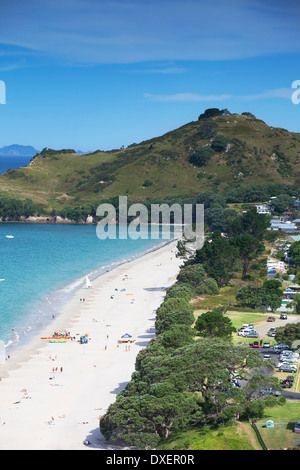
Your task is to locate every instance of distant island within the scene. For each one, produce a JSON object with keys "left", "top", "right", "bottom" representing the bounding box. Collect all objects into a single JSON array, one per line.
[{"left": 0, "top": 144, "right": 40, "bottom": 157}]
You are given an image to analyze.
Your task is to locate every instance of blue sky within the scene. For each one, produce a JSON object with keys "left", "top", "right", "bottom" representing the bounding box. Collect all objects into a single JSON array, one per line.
[{"left": 0, "top": 0, "right": 300, "bottom": 151}]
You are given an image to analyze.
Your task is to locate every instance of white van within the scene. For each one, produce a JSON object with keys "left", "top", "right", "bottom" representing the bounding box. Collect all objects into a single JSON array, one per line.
[{"left": 238, "top": 329, "right": 251, "bottom": 337}]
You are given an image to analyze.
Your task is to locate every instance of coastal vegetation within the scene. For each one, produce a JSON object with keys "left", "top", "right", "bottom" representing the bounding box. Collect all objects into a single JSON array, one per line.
[
  {"left": 99, "top": 208, "right": 289, "bottom": 449},
  {"left": 0, "top": 110, "right": 300, "bottom": 216}
]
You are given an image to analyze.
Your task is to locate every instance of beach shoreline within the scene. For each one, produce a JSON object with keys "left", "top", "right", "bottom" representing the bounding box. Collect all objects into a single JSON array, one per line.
[
  {"left": 3, "top": 231, "right": 182, "bottom": 356},
  {"left": 0, "top": 239, "right": 182, "bottom": 450}
]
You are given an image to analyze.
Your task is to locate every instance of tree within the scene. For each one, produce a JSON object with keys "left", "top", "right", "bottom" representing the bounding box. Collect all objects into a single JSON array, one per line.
[
  {"left": 100, "top": 337, "right": 270, "bottom": 448},
  {"left": 196, "top": 277, "right": 219, "bottom": 295},
  {"left": 262, "top": 279, "right": 283, "bottom": 296},
  {"left": 194, "top": 231, "right": 239, "bottom": 286},
  {"left": 161, "top": 324, "right": 195, "bottom": 349},
  {"left": 228, "top": 207, "right": 270, "bottom": 240},
  {"left": 176, "top": 264, "right": 206, "bottom": 289},
  {"left": 165, "top": 284, "right": 194, "bottom": 301},
  {"left": 261, "top": 291, "right": 282, "bottom": 312},
  {"left": 198, "top": 108, "right": 230, "bottom": 120},
  {"left": 292, "top": 293, "right": 300, "bottom": 314},
  {"left": 195, "top": 308, "right": 236, "bottom": 339},
  {"left": 288, "top": 241, "right": 300, "bottom": 267},
  {"left": 156, "top": 309, "right": 195, "bottom": 334},
  {"left": 236, "top": 282, "right": 283, "bottom": 311},
  {"left": 236, "top": 285, "right": 263, "bottom": 309},
  {"left": 231, "top": 233, "right": 264, "bottom": 280},
  {"left": 155, "top": 297, "right": 194, "bottom": 333},
  {"left": 269, "top": 194, "right": 295, "bottom": 213},
  {"left": 274, "top": 323, "right": 300, "bottom": 346}
]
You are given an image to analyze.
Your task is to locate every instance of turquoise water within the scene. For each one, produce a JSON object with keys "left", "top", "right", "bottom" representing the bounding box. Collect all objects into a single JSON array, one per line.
[{"left": 0, "top": 223, "right": 174, "bottom": 351}]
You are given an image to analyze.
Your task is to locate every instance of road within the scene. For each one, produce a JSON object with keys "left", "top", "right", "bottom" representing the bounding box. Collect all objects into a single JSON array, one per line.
[
  {"left": 244, "top": 313, "right": 300, "bottom": 399},
  {"left": 254, "top": 313, "right": 300, "bottom": 340}
]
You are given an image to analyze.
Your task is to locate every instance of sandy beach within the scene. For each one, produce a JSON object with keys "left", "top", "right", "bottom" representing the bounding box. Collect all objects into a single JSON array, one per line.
[{"left": 0, "top": 240, "right": 182, "bottom": 450}]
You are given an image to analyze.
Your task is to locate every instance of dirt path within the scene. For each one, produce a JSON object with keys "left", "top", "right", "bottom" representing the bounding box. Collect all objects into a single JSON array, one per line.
[{"left": 236, "top": 421, "right": 262, "bottom": 450}]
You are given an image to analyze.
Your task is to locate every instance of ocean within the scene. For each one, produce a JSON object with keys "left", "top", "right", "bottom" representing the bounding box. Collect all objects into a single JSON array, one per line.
[
  {"left": 0, "top": 223, "right": 176, "bottom": 353},
  {"left": 0, "top": 155, "right": 32, "bottom": 175}
]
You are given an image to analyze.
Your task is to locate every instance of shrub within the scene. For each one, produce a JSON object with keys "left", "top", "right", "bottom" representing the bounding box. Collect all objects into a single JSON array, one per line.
[
  {"left": 189, "top": 147, "right": 214, "bottom": 167},
  {"left": 197, "top": 121, "right": 219, "bottom": 139},
  {"left": 211, "top": 135, "right": 231, "bottom": 152}
]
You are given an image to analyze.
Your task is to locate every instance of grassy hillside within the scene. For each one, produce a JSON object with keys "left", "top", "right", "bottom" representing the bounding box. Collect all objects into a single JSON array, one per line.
[{"left": 1, "top": 111, "right": 300, "bottom": 212}]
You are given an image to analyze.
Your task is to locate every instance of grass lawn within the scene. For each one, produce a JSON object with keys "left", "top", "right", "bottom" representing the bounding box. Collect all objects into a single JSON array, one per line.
[
  {"left": 157, "top": 421, "right": 261, "bottom": 450},
  {"left": 158, "top": 402, "right": 300, "bottom": 451},
  {"left": 194, "top": 309, "right": 271, "bottom": 345},
  {"left": 256, "top": 401, "right": 300, "bottom": 450}
]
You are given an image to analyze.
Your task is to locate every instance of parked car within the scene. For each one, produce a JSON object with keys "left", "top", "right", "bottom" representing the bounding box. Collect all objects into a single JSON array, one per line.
[
  {"left": 280, "top": 353, "right": 299, "bottom": 360},
  {"left": 279, "top": 364, "right": 297, "bottom": 373},
  {"left": 279, "top": 357, "right": 299, "bottom": 365},
  {"left": 262, "top": 342, "right": 271, "bottom": 348},
  {"left": 274, "top": 344, "right": 291, "bottom": 353},
  {"left": 281, "top": 349, "right": 296, "bottom": 355},
  {"left": 267, "top": 316, "right": 275, "bottom": 322},
  {"left": 238, "top": 329, "right": 250, "bottom": 337},
  {"left": 246, "top": 330, "right": 259, "bottom": 338},
  {"left": 294, "top": 420, "right": 300, "bottom": 433},
  {"left": 280, "top": 314, "right": 288, "bottom": 320},
  {"left": 260, "top": 387, "right": 281, "bottom": 397},
  {"left": 251, "top": 341, "right": 260, "bottom": 348}
]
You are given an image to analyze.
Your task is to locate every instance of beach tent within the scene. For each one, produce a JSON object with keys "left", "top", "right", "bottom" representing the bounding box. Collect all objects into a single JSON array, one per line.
[{"left": 118, "top": 333, "right": 135, "bottom": 343}]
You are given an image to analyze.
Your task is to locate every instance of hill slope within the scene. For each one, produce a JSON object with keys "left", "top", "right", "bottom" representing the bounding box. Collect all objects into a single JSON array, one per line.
[{"left": 0, "top": 112, "right": 300, "bottom": 211}]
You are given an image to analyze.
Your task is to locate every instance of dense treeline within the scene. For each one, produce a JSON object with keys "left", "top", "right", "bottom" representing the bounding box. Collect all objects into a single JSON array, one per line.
[
  {"left": 0, "top": 196, "right": 42, "bottom": 220},
  {"left": 1, "top": 182, "right": 299, "bottom": 224},
  {"left": 54, "top": 182, "right": 300, "bottom": 224},
  {"left": 100, "top": 208, "right": 284, "bottom": 449}
]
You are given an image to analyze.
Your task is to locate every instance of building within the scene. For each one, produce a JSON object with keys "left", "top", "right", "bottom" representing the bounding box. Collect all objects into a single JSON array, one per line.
[
  {"left": 270, "top": 220, "right": 297, "bottom": 232},
  {"left": 292, "top": 219, "right": 300, "bottom": 227},
  {"left": 255, "top": 204, "right": 271, "bottom": 214},
  {"left": 267, "top": 258, "right": 286, "bottom": 273}
]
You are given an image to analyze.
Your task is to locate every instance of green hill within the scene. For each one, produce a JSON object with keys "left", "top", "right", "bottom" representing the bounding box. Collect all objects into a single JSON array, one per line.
[{"left": 1, "top": 110, "right": 300, "bottom": 213}]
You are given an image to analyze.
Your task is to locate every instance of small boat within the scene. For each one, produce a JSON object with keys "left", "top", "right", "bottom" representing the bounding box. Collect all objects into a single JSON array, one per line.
[
  {"left": 85, "top": 275, "right": 92, "bottom": 288},
  {"left": 5, "top": 235, "right": 14, "bottom": 239}
]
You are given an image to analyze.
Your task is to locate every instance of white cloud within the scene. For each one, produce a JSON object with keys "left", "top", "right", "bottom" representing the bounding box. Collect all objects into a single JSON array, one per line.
[
  {"left": 0, "top": 0, "right": 299, "bottom": 66},
  {"left": 144, "top": 88, "right": 294, "bottom": 103},
  {"left": 144, "top": 93, "right": 232, "bottom": 102},
  {"left": 238, "top": 88, "right": 294, "bottom": 100}
]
